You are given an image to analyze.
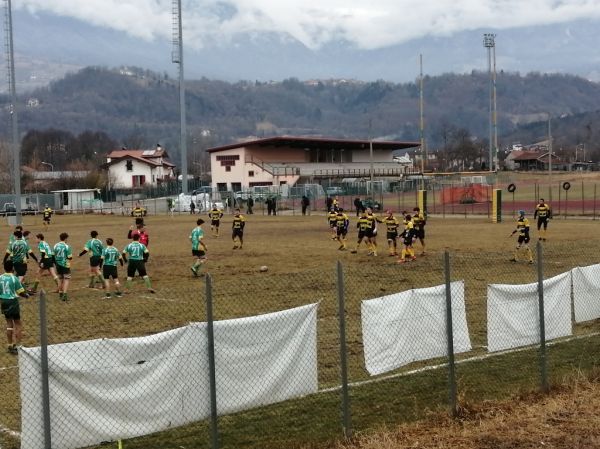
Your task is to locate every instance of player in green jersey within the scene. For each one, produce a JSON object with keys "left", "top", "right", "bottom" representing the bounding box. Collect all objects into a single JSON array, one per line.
[
  {"left": 122, "top": 233, "right": 155, "bottom": 294},
  {"left": 78, "top": 230, "right": 105, "bottom": 288},
  {"left": 190, "top": 218, "right": 208, "bottom": 277},
  {"left": 1, "top": 260, "right": 29, "bottom": 354},
  {"left": 4, "top": 230, "right": 38, "bottom": 285},
  {"left": 53, "top": 233, "right": 73, "bottom": 301},
  {"left": 100, "top": 238, "right": 124, "bottom": 299},
  {"left": 30, "top": 234, "right": 60, "bottom": 293}
]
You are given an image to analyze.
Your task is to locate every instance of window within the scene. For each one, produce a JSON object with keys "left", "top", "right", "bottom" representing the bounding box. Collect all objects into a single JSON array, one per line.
[
  {"left": 225, "top": 166, "right": 231, "bottom": 172},
  {"left": 217, "top": 183, "right": 227, "bottom": 192},
  {"left": 132, "top": 175, "right": 146, "bottom": 187},
  {"left": 126, "top": 160, "right": 133, "bottom": 171},
  {"left": 248, "top": 170, "right": 255, "bottom": 177}
]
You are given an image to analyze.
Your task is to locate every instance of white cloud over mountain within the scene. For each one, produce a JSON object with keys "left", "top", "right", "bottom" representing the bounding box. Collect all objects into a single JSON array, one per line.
[{"left": 17, "top": 0, "right": 600, "bottom": 50}]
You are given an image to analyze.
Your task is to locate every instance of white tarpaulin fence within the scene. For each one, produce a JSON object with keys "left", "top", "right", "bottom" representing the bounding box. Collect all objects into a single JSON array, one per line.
[
  {"left": 571, "top": 264, "right": 600, "bottom": 323},
  {"left": 361, "top": 281, "right": 472, "bottom": 376},
  {"left": 487, "top": 272, "right": 572, "bottom": 353},
  {"left": 19, "top": 303, "right": 318, "bottom": 449}
]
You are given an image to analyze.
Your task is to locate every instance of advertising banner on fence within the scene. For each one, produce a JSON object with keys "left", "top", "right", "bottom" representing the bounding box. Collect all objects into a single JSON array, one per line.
[
  {"left": 19, "top": 303, "right": 318, "bottom": 449},
  {"left": 487, "top": 272, "right": 572, "bottom": 352},
  {"left": 572, "top": 264, "right": 600, "bottom": 323},
  {"left": 361, "top": 281, "right": 471, "bottom": 376}
]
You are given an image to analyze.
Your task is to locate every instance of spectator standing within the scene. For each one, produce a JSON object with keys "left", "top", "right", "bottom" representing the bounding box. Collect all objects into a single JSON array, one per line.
[
  {"left": 301, "top": 195, "right": 310, "bottom": 215},
  {"left": 354, "top": 197, "right": 362, "bottom": 217},
  {"left": 190, "top": 200, "right": 196, "bottom": 215},
  {"left": 247, "top": 196, "right": 254, "bottom": 215}
]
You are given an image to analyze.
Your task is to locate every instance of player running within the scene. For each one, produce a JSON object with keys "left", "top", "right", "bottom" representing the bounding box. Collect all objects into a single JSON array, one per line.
[
  {"left": 122, "top": 233, "right": 155, "bottom": 294},
  {"left": 412, "top": 207, "right": 427, "bottom": 255},
  {"left": 100, "top": 238, "right": 123, "bottom": 299},
  {"left": 510, "top": 210, "right": 534, "bottom": 264},
  {"left": 533, "top": 198, "right": 552, "bottom": 241},
  {"left": 30, "top": 234, "right": 59, "bottom": 293},
  {"left": 42, "top": 204, "right": 53, "bottom": 229},
  {"left": 208, "top": 204, "right": 224, "bottom": 237},
  {"left": 78, "top": 230, "right": 105, "bottom": 289},
  {"left": 335, "top": 208, "right": 350, "bottom": 250},
  {"left": 4, "top": 230, "right": 38, "bottom": 285},
  {"left": 397, "top": 212, "right": 417, "bottom": 263},
  {"left": 1, "top": 260, "right": 29, "bottom": 355},
  {"left": 232, "top": 209, "right": 246, "bottom": 249},
  {"left": 351, "top": 209, "right": 371, "bottom": 254},
  {"left": 377, "top": 210, "right": 400, "bottom": 256},
  {"left": 327, "top": 207, "right": 338, "bottom": 240},
  {"left": 54, "top": 233, "right": 73, "bottom": 301},
  {"left": 190, "top": 218, "right": 208, "bottom": 277}
]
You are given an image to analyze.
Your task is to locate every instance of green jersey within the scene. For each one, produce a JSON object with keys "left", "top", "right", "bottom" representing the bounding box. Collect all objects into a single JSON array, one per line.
[
  {"left": 38, "top": 240, "right": 54, "bottom": 258},
  {"left": 123, "top": 242, "right": 148, "bottom": 261},
  {"left": 7, "top": 239, "right": 30, "bottom": 264},
  {"left": 0, "top": 273, "right": 25, "bottom": 300},
  {"left": 101, "top": 246, "right": 121, "bottom": 267},
  {"left": 53, "top": 242, "right": 72, "bottom": 268},
  {"left": 189, "top": 226, "right": 205, "bottom": 251},
  {"left": 84, "top": 238, "right": 104, "bottom": 257}
]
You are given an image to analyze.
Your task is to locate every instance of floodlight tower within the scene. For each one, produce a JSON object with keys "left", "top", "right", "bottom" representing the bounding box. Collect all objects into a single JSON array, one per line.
[
  {"left": 4, "top": 0, "right": 21, "bottom": 222},
  {"left": 172, "top": 0, "right": 188, "bottom": 194},
  {"left": 483, "top": 33, "right": 496, "bottom": 172}
]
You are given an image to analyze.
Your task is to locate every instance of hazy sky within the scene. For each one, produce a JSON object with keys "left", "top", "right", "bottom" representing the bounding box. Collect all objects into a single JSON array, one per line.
[{"left": 17, "top": 0, "right": 600, "bottom": 50}]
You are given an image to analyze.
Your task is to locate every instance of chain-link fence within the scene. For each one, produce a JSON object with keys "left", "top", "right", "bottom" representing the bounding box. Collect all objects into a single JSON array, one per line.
[{"left": 3, "top": 240, "right": 600, "bottom": 449}]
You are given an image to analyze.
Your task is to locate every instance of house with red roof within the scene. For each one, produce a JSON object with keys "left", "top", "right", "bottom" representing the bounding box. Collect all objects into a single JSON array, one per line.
[{"left": 105, "top": 145, "right": 176, "bottom": 188}]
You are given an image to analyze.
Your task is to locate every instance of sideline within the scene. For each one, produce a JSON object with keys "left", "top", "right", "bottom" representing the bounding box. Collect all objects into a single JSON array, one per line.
[{"left": 319, "top": 331, "right": 600, "bottom": 393}]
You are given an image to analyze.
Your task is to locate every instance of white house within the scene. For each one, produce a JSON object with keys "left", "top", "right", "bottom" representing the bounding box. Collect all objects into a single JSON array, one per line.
[
  {"left": 105, "top": 145, "right": 176, "bottom": 189},
  {"left": 207, "top": 136, "right": 419, "bottom": 192}
]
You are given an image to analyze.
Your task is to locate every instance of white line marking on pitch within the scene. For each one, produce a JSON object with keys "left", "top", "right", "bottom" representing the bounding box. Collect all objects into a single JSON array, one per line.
[
  {"left": 140, "top": 296, "right": 177, "bottom": 302},
  {"left": 319, "top": 332, "right": 600, "bottom": 393},
  {"left": 0, "top": 365, "right": 17, "bottom": 372},
  {"left": 0, "top": 424, "right": 20, "bottom": 439}
]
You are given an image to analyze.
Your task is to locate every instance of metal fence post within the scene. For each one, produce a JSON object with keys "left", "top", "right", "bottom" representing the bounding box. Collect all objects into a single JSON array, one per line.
[
  {"left": 536, "top": 241, "right": 549, "bottom": 393},
  {"left": 444, "top": 252, "right": 458, "bottom": 417},
  {"left": 336, "top": 261, "right": 351, "bottom": 438},
  {"left": 39, "top": 290, "right": 52, "bottom": 449},
  {"left": 205, "top": 274, "right": 219, "bottom": 448}
]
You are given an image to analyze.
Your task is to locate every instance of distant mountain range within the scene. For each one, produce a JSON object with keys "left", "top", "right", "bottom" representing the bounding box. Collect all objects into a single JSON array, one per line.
[
  {"left": 2, "top": 66, "right": 600, "bottom": 166},
  {"left": 5, "top": 8, "right": 600, "bottom": 93}
]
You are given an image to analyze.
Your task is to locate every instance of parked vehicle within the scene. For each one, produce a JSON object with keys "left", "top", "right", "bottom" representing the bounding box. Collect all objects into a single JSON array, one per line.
[
  {"left": 325, "top": 186, "right": 344, "bottom": 196},
  {"left": 1, "top": 202, "right": 16, "bottom": 216},
  {"left": 361, "top": 197, "right": 382, "bottom": 212}
]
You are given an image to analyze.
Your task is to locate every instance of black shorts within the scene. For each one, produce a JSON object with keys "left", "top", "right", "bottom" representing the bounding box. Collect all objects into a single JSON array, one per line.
[
  {"left": 358, "top": 231, "right": 366, "bottom": 240},
  {"left": 337, "top": 228, "right": 347, "bottom": 237},
  {"left": 518, "top": 235, "right": 530, "bottom": 244},
  {"left": 1, "top": 298, "right": 20, "bottom": 320},
  {"left": 415, "top": 228, "right": 425, "bottom": 240},
  {"left": 192, "top": 249, "right": 206, "bottom": 258},
  {"left": 56, "top": 265, "right": 71, "bottom": 279},
  {"left": 365, "top": 229, "right": 375, "bottom": 238},
  {"left": 211, "top": 219, "right": 220, "bottom": 227},
  {"left": 13, "top": 262, "right": 27, "bottom": 277},
  {"left": 232, "top": 229, "right": 244, "bottom": 239},
  {"left": 403, "top": 236, "right": 414, "bottom": 246},
  {"left": 127, "top": 260, "right": 147, "bottom": 278},
  {"left": 90, "top": 256, "right": 102, "bottom": 267},
  {"left": 329, "top": 222, "right": 337, "bottom": 229},
  {"left": 537, "top": 218, "right": 549, "bottom": 229},
  {"left": 40, "top": 256, "right": 55, "bottom": 269},
  {"left": 103, "top": 265, "right": 118, "bottom": 280},
  {"left": 386, "top": 231, "right": 398, "bottom": 241},
  {"left": 43, "top": 217, "right": 51, "bottom": 223}
]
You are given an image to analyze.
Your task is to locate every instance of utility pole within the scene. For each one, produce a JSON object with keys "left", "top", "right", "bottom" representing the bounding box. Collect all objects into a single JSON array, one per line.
[
  {"left": 5, "top": 0, "right": 21, "bottom": 223},
  {"left": 419, "top": 54, "right": 426, "bottom": 174},
  {"left": 172, "top": 0, "right": 188, "bottom": 194},
  {"left": 548, "top": 115, "right": 553, "bottom": 202},
  {"left": 483, "top": 33, "right": 496, "bottom": 172}
]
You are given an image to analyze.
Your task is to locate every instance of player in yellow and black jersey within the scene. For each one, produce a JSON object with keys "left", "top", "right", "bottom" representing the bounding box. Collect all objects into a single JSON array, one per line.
[
  {"left": 533, "top": 198, "right": 552, "bottom": 241},
  {"left": 232, "top": 209, "right": 246, "bottom": 249},
  {"left": 510, "top": 210, "right": 533, "bottom": 264},
  {"left": 412, "top": 207, "right": 427, "bottom": 255},
  {"left": 397, "top": 213, "right": 417, "bottom": 263},
  {"left": 364, "top": 208, "right": 378, "bottom": 256},
  {"left": 350, "top": 210, "right": 371, "bottom": 254},
  {"left": 376, "top": 210, "right": 400, "bottom": 256},
  {"left": 208, "top": 204, "right": 224, "bottom": 237},
  {"left": 327, "top": 208, "right": 338, "bottom": 240},
  {"left": 335, "top": 209, "right": 350, "bottom": 250}
]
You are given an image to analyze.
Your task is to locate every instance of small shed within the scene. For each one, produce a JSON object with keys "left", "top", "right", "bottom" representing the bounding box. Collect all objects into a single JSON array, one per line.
[{"left": 52, "top": 189, "right": 104, "bottom": 213}]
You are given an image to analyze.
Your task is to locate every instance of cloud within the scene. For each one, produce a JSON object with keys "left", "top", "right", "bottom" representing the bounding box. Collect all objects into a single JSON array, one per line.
[{"left": 16, "top": 0, "right": 600, "bottom": 50}]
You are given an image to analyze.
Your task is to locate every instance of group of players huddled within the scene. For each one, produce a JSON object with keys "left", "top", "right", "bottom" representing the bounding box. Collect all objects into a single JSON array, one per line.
[{"left": 327, "top": 204, "right": 426, "bottom": 264}]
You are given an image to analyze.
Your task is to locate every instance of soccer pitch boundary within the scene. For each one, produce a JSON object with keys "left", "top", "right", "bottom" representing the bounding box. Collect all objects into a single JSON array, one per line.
[{"left": 2, "top": 331, "right": 598, "bottom": 443}]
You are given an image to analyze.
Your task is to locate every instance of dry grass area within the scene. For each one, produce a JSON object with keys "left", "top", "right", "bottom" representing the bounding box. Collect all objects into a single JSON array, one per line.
[{"left": 335, "top": 373, "right": 600, "bottom": 449}]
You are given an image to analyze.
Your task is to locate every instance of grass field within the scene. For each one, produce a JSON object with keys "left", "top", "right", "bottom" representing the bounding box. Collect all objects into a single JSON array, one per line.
[{"left": 1, "top": 209, "right": 600, "bottom": 449}]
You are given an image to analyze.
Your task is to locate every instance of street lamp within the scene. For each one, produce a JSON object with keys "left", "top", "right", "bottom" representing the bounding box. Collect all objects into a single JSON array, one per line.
[
  {"left": 41, "top": 161, "right": 54, "bottom": 172},
  {"left": 483, "top": 33, "right": 496, "bottom": 172}
]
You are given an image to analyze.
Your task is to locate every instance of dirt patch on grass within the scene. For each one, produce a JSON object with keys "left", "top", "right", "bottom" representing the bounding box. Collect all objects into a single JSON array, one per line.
[{"left": 336, "top": 374, "right": 600, "bottom": 449}]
